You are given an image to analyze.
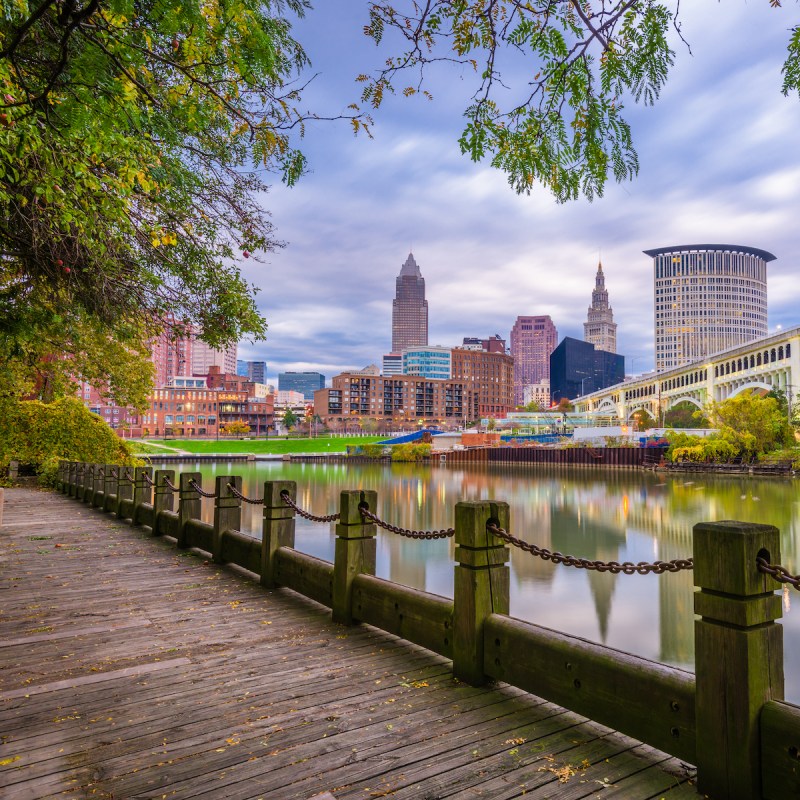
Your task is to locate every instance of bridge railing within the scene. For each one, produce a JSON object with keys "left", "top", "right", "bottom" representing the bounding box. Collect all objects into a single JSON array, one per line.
[{"left": 56, "top": 460, "right": 800, "bottom": 799}]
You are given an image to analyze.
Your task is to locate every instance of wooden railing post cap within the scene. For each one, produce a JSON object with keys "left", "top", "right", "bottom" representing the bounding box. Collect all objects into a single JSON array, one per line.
[
  {"left": 264, "top": 480, "right": 296, "bottom": 506},
  {"left": 693, "top": 520, "right": 781, "bottom": 596},
  {"left": 339, "top": 490, "right": 377, "bottom": 526},
  {"left": 215, "top": 475, "right": 242, "bottom": 505},
  {"left": 454, "top": 501, "right": 510, "bottom": 548}
]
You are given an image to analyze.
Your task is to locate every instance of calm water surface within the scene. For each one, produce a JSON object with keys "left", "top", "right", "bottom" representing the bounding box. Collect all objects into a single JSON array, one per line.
[{"left": 154, "top": 460, "right": 800, "bottom": 700}]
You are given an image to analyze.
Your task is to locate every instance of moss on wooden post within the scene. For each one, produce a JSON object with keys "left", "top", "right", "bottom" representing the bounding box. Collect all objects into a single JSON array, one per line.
[
  {"left": 82, "top": 462, "right": 94, "bottom": 503},
  {"left": 453, "top": 501, "right": 510, "bottom": 686},
  {"left": 694, "top": 520, "right": 784, "bottom": 800},
  {"left": 261, "top": 481, "right": 296, "bottom": 588},
  {"left": 178, "top": 472, "right": 202, "bottom": 549},
  {"left": 93, "top": 464, "right": 106, "bottom": 508},
  {"left": 116, "top": 467, "right": 134, "bottom": 519},
  {"left": 153, "top": 469, "right": 175, "bottom": 536},
  {"left": 103, "top": 464, "right": 118, "bottom": 513},
  {"left": 332, "top": 490, "right": 377, "bottom": 625},
  {"left": 132, "top": 467, "right": 153, "bottom": 524},
  {"left": 213, "top": 476, "right": 242, "bottom": 564},
  {"left": 67, "top": 462, "right": 77, "bottom": 497}
]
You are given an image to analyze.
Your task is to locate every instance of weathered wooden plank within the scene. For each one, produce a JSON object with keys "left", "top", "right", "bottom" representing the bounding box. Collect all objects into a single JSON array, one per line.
[
  {"left": 761, "top": 699, "right": 800, "bottom": 799},
  {"left": 1, "top": 487, "right": 699, "bottom": 800},
  {"left": 220, "top": 529, "right": 261, "bottom": 574},
  {"left": 484, "top": 613, "right": 696, "bottom": 763},
  {"left": 183, "top": 516, "right": 214, "bottom": 552},
  {"left": 352, "top": 573, "right": 453, "bottom": 658},
  {"left": 275, "top": 547, "right": 333, "bottom": 607}
]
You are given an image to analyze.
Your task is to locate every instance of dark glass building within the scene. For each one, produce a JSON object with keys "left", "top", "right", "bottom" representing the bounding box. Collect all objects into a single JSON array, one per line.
[
  {"left": 278, "top": 371, "right": 325, "bottom": 400},
  {"left": 550, "top": 337, "right": 624, "bottom": 402},
  {"left": 392, "top": 253, "right": 428, "bottom": 352}
]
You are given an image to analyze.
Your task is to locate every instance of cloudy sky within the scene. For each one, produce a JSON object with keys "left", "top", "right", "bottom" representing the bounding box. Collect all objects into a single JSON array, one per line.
[{"left": 236, "top": 2, "right": 800, "bottom": 385}]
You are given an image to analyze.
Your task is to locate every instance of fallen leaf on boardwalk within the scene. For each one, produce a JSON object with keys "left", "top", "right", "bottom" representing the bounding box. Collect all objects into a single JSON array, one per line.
[
  {"left": 0, "top": 756, "right": 21, "bottom": 766},
  {"left": 225, "top": 736, "right": 240, "bottom": 745},
  {"left": 505, "top": 737, "right": 527, "bottom": 746},
  {"left": 538, "top": 762, "right": 578, "bottom": 783}
]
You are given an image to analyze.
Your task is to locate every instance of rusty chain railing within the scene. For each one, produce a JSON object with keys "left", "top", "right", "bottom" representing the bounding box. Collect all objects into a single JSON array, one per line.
[
  {"left": 486, "top": 522, "right": 694, "bottom": 574},
  {"left": 189, "top": 479, "right": 216, "bottom": 499},
  {"left": 280, "top": 491, "right": 340, "bottom": 522},
  {"left": 227, "top": 483, "right": 263, "bottom": 505},
  {"left": 757, "top": 557, "right": 800, "bottom": 590},
  {"left": 70, "top": 463, "right": 800, "bottom": 583},
  {"left": 359, "top": 507, "right": 455, "bottom": 540}
]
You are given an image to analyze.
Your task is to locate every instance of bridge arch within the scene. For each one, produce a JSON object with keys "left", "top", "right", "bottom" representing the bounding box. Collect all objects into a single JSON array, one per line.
[
  {"left": 728, "top": 382, "right": 773, "bottom": 398},
  {"left": 666, "top": 396, "right": 703, "bottom": 411},
  {"left": 596, "top": 399, "right": 617, "bottom": 413}
]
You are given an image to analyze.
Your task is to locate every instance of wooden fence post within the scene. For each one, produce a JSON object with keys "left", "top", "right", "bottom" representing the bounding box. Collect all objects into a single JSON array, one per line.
[
  {"left": 261, "top": 481, "right": 296, "bottom": 588},
  {"left": 67, "top": 462, "right": 77, "bottom": 497},
  {"left": 92, "top": 464, "right": 105, "bottom": 508},
  {"left": 116, "top": 467, "right": 134, "bottom": 519},
  {"left": 213, "top": 476, "right": 242, "bottom": 564},
  {"left": 103, "top": 464, "right": 118, "bottom": 513},
  {"left": 82, "top": 462, "right": 93, "bottom": 503},
  {"left": 178, "top": 472, "right": 202, "bottom": 549},
  {"left": 133, "top": 467, "right": 153, "bottom": 524},
  {"left": 452, "top": 500, "right": 510, "bottom": 685},
  {"left": 694, "top": 520, "right": 784, "bottom": 800},
  {"left": 153, "top": 469, "right": 175, "bottom": 536},
  {"left": 332, "top": 490, "right": 377, "bottom": 625}
]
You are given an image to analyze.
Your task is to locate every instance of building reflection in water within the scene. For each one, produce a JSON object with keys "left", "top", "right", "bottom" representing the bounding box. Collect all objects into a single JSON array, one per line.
[{"left": 155, "top": 458, "right": 800, "bottom": 701}]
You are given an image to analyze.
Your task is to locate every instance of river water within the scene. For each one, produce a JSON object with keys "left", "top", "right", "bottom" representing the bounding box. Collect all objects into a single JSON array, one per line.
[{"left": 152, "top": 459, "right": 800, "bottom": 701}]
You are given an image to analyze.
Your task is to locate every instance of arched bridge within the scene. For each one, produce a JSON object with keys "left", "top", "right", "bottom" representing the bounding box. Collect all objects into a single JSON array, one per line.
[{"left": 574, "top": 325, "right": 800, "bottom": 422}]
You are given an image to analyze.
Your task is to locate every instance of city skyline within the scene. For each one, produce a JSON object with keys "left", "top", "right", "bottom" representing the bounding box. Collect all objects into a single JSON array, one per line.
[{"left": 235, "top": 3, "right": 800, "bottom": 385}]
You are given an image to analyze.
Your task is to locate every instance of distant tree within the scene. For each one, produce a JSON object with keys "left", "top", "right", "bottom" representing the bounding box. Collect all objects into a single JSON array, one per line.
[
  {"left": 556, "top": 398, "right": 574, "bottom": 413},
  {"left": 486, "top": 418, "right": 496, "bottom": 431},
  {"left": 524, "top": 401, "right": 542, "bottom": 412},
  {"left": 222, "top": 421, "right": 250, "bottom": 437},
  {"left": 282, "top": 409, "right": 299, "bottom": 431},
  {"left": 663, "top": 401, "right": 709, "bottom": 429},
  {"left": 359, "top": 417, "right": 378, "bottom": 434}
]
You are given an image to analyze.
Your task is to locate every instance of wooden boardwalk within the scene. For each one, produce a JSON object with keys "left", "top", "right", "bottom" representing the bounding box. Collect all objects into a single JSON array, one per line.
[{"left": 1, "top": 488, "right": 698, "bottom": 799}]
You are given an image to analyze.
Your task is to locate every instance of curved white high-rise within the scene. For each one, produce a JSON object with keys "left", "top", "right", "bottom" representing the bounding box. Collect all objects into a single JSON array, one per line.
[{"left": 645, "top": 244, "right": 774, "bottom": 372}]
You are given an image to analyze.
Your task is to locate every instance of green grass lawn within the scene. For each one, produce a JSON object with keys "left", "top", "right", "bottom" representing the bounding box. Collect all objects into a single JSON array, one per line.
[{"left": 130, "top": 436, "right": 385, "bottom": 455}]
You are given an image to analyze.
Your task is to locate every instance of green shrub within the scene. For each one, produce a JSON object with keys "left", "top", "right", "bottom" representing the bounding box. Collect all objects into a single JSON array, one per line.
[
  {"left": 0, "top": 396, "right": 139, "bottom": 486},
  {"left": 390, "top": 443, "right": 431, "bottom": 462},
  {"left": 361, "top": 444, "right": 387, "bottom": 459}
]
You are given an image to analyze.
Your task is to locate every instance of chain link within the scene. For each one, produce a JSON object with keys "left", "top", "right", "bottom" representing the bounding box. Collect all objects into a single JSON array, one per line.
[
  {"left": 143, "top": 472, "right": 155, "bottom": 486},
  {"left": 359, "top": 508, "right": 455, "bottom": 540},
  {"left": 97, "top": 467, "right": 105, "bottom": 477},
  {"left": 280, "top": 491, "right": 340, "bottom": 522},
  {"left": 111, "top": 468, "right": 119, "bottom": 479},
  {"left": 757, "top": 557, "right": 800, "bottom": 589},
  {"left": 123, "top": 469, "right": 135, "bottom": 481},
  {"left": 189, "top": 479, "right": 217, "bottom": 498},
  {"left": 162, "top": 475, "right": 178, "bottom": 491},
  {"left": 486, "top": 523, "right": 694, "bottom": 574},
  {"left": 226, "top": 483, "right": 264, "bottom": 505}
]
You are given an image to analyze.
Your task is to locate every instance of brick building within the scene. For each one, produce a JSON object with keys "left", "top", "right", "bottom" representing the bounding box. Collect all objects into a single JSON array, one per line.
[
  {"left": 315, "top": 373, "right": 478, "bottom": 430},
  {"left": 450, "top": 347, "right": 514, "bottom": 419}
]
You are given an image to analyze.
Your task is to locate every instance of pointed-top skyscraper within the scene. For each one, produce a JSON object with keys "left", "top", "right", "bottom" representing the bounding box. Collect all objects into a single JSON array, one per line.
[
  {"left": 584, "top": 261, "right": 617, "bottom": 353},
  {"left": 392, "top": 252, "right": 428, "bottom": 352}
]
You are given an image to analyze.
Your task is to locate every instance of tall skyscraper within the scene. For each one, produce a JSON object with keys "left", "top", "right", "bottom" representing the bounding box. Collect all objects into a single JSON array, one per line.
[
  {"left": 509, "top": 315, "right": 558, "bottom": 406},
  {"left": 584, "top": 261, "right": 617, "bottom": 353},
  {"left": 392, "top": 253, "right": 428, "bottom": 352},
  {"left": 645, "top": 244, "right": 773, "bottom": 372}
]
